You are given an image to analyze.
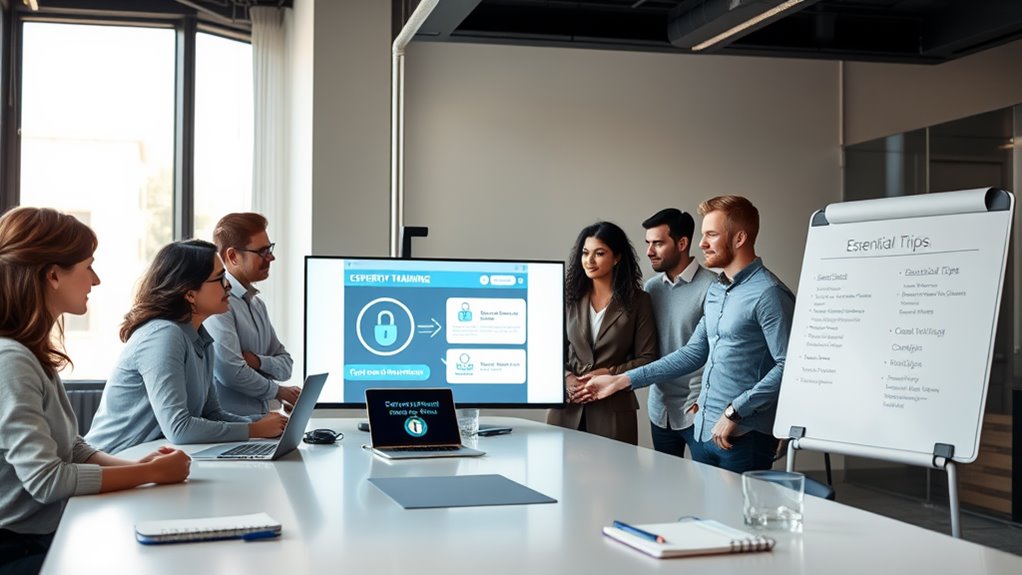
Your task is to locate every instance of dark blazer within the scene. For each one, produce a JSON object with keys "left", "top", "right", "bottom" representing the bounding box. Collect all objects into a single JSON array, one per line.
[{"left": 546, "top": 291, "right": 658, "bottom": 444}]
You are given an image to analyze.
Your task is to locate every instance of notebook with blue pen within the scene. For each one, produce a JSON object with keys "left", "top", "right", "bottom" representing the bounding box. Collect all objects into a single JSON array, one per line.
[
  {"left": 135, "top": 512, "right": 281, "bottom": 545},
  {"left": 602, "top": 519, "right": 775, "bottom": 559}
]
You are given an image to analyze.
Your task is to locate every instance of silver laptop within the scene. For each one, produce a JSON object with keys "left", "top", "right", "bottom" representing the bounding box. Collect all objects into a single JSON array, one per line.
[
  {"left": 192, "top": 373, "right": 328, "bottom": 460},
  {"left": 365, "top": 388, "right": 485, "bottom": 459}
]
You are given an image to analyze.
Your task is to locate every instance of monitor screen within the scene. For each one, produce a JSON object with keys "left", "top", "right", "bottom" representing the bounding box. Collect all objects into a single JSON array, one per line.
[{"left": 305, "top": 256, "right": 566, "bottom": 408}]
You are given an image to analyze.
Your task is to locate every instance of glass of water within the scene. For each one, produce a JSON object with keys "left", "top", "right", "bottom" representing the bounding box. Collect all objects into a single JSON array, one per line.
[
  {"left": 742, "top": 470, "right": 805, "bottom": 532},
  {"left": 456, "top": 408, "right": 479, "bottom": 441}
]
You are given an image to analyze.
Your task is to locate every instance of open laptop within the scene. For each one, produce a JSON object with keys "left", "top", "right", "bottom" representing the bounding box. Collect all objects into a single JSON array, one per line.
[
  {"left": 191, "top": 373, "right": 328, "bottom": 460},
  {"left": 365, "top": 388, "right": 485, "bottom": 459}
]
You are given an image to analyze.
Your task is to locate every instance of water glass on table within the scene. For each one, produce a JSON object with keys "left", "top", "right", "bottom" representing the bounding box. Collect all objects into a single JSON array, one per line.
[
  {"left": 742, "top": 470, "right": 805, "bottom": 532},
  {"left": 456, "top": 408, "right": 479, "bottom": 441}
]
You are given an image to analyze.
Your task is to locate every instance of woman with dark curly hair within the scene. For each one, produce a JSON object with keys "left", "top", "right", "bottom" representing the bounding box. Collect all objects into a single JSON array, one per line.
[
  {"left": 546, "top": 221, "right": 658, "bottom": 444},
  {"left": 85, "top": 240, "right": 287, "bottom": 454}
]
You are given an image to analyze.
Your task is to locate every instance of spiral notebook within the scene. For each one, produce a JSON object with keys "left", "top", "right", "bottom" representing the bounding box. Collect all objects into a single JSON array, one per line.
[
  {"left": 135, "top": 512, "right": 281, "bottom": 545},
  {"left": 602, "top": 519, "right": 776, "bottom": 559}
]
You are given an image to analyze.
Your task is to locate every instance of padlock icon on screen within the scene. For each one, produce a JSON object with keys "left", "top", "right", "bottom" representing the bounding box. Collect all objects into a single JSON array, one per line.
[
  {"left": 374, "top": 310, "right": 398, "bottom": 346},
  {"left": 458, "top": 302, "right": 472, "bottom": 322}
]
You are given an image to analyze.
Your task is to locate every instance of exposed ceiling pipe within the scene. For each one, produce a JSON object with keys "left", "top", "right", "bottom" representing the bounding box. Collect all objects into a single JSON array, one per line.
[{"left": 391, "top": 0, "right": 439, "bottom": 257}]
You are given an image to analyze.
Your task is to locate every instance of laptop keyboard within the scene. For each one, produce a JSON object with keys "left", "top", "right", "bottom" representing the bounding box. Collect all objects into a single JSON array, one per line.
[
  {"left": 389, "top": 445, "right": 460, "bottom": 452},
  {"left": 218, "top": 442, "right": 276, "bottom": 458}
]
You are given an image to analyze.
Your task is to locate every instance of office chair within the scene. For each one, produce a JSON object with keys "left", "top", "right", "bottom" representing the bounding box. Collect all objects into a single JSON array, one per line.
[
  {"left": 803, "top": 476, "right": 837, "bottom": 500},
  {"left": 64, "top": 381, "right": 105, "bottom": 435}
]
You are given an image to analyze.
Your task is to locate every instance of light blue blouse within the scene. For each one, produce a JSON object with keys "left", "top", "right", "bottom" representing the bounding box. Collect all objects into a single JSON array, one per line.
[{"left": 86, "top": 320, "right": 249, "bottom": 454}]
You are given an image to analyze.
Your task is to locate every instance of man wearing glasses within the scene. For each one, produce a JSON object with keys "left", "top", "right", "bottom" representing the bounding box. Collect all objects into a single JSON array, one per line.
[{"left": 206, "top": 213, "right": 300, "bottom": 418}]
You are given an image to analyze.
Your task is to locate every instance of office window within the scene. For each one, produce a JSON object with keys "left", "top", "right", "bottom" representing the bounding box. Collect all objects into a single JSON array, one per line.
[
  {"left": 194, "top": 32, "right": 253, "bottom": 242},
  {"left": 20, "top": 22, "right": 176, "bottom": 379},
  {"left": 17, "top": 19, "right": 256, "bottom": 379}
]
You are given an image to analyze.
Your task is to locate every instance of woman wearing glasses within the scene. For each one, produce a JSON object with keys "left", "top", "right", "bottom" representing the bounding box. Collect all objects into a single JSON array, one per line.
[
  {"left": 85, "top": 240, "right": 288, "bottom": 454},
  {"left": 0, "top": 208, "right": 190, "bottom": 575}
]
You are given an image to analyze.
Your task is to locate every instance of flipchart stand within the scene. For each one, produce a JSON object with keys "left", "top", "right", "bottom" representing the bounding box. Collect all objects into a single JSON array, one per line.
[
  {"left": 786, "top": 427, "right": 961, "bottom": 537},
  {"left": 775, "top": 188, "right": 1014, "bottom": 539}
]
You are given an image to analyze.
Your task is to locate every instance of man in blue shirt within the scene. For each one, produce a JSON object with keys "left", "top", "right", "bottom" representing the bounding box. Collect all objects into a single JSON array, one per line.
[
  {"left": 205, "top": 213, "right": 300, "bottom": 419},
  {"left": 585, "top": 196, "right": 794, "bottom": 473},
  {"left": 641, "top": 208, "right": 715, "bottom": 459}
]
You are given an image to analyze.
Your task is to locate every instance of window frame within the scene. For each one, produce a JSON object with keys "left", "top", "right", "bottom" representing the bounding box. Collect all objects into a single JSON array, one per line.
[
  {"left": 0, "top": 2, "right": 254, "bottom": 237},
  {"left": 0, "top": 2, "right": 255, "bottom": 382}
]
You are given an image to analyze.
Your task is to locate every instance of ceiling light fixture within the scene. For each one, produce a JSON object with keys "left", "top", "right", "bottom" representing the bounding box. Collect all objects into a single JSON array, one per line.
[{"left": 692, "top": 0, "right": 807, "bottom": 51}]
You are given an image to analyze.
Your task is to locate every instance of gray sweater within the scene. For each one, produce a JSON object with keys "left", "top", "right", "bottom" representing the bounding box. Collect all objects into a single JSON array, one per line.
[
  {"left": 642, "top": 265, "right": 716, "bottom": 429},
  {"left": 0, "top": 338, "right": 102, "bottom": 534}
]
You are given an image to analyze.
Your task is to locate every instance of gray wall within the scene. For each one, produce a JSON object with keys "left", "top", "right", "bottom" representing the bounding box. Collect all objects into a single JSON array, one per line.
[
  {"left": 844, "top": 38, "right": 1022, "bottom": 145},
  {"left": 311, "top": 0, "right": 391, "bottom": 258},
  {"left": 402, "top": 43, "right": 840, "bottom": 289}
]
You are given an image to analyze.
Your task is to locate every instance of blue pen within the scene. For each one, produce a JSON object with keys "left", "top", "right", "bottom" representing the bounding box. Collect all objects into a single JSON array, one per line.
[
  {"left": 612, "top": 520, "right": 666, "bottom": 544},
  {"left": 241, "top": 530, "right": 281, "bottom": 541}
]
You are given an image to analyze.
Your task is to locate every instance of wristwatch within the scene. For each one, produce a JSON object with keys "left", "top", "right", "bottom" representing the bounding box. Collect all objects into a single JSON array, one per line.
[{"left": 724, "top": 404, "right": 742, "bottom": 422}]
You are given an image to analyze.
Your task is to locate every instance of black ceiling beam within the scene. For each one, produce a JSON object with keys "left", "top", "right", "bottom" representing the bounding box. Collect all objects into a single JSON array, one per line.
[
  {"left": 25, "top": 0, "right": 191, "bottom": 19},
  {"left": 416, "top": 0, "right": 483, "bottom": 39},
  {"left": 402, "top": 0, "right": 1022, "bottom": 64},
  {"left": 733, "top": 10, "right": 929, "bottom": 57},
  {"left": 25, "top": 1, "right": 289, "bottom": 25},
  {"left": 667, "top": 0, "right": 821, "bottom": 51},
  {"left": 921, "top": 0, "right": 1022, "bottom": 57},
  {"left": 450, "top": 2, "right": 670, "bottom": 44}
]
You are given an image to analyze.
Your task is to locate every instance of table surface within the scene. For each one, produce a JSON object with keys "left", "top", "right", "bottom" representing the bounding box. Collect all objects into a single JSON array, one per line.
[{"left": 43, "top": 417, "right": 1022, "bottom": 574}]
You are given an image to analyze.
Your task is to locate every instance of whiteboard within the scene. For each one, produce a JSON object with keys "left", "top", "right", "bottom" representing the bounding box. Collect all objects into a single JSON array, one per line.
[{"left": 773, "top": 188, "right": 1014, "bottom": 464}]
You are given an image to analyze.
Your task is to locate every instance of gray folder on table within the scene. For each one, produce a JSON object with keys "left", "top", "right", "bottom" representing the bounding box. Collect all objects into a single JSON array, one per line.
[{"left": 368, "top": 474, "right": 557, "bottom": 509}]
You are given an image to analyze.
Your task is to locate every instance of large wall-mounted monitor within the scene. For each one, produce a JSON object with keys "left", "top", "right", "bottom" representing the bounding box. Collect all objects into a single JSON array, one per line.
[{"left": 305, "top": 256, "right": 566, "bottom": 408}]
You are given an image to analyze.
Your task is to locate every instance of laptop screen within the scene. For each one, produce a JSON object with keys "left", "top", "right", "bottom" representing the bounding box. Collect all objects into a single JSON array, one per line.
[
  {"left": 366, "top": 388, "right": 462, "bottom": 447},
  {"left": 272, "top": 373, "right": 329, "bottom": 453}
]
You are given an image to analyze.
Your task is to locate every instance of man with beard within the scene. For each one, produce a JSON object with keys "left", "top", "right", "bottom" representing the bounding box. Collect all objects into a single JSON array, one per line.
[
  {"left": 641, "top": 208, "right": 715, "bottom": 459},
  {"left": 584, "top": 196, "right": 794, "bottom": 473},
  {"left": 205, "top": 213, "right": 300, "bottom": 418}
]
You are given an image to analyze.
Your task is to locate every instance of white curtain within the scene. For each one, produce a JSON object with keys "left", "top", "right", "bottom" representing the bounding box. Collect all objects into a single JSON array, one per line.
[{"left": 250, "top": 6, "right": 293, "bottom": 372}]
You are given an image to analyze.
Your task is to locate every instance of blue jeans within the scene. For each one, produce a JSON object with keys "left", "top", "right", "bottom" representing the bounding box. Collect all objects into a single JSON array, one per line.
[
  {"left": 693, "top": 430, "right": 777, "bottom": 474},
  {"left": 650, "top": 422, "right": 698, "bottom": 459}
]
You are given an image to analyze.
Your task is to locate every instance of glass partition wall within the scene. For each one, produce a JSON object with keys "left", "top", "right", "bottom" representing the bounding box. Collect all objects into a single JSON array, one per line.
[{"left": 843, "top": 106, "right": 1020, "bottom": 522}]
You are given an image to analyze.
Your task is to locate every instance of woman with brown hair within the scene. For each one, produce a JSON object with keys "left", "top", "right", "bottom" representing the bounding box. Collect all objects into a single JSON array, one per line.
[
  {"left": 0, "top": 207, "right": 191, "bottom": 575},
  {"left": 85, "top": 240, "right": 287, "bottom": 455}
]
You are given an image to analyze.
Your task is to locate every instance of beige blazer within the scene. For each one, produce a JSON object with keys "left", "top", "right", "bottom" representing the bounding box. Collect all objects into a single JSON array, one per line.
[{"left": 546, "top": 291, "right": 658, "bottom": 444}]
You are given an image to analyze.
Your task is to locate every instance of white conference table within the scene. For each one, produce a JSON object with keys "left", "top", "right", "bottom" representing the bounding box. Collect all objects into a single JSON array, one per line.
[{"left": 44, "top": 417, "right": 1022, "bottom": 574}]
